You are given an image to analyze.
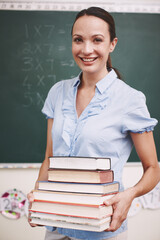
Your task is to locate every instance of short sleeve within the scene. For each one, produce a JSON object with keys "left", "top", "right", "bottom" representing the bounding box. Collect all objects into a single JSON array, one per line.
[
  {"left": 41, "top": 81, "right": 62, "bottom": 119},
  {"left": 122, "top": 91, "right": 158, "bottom": 134}
]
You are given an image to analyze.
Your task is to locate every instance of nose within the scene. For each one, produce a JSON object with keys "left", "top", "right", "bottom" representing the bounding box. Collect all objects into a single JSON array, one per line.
[{"left": 82, "top": 41, "right": 94, "bottom": 55}]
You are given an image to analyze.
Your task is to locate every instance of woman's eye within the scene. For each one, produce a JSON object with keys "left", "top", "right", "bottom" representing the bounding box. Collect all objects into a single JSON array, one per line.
[
  {"left": 94, "top": 38, "right": 102, "bottom": 42},
  {"left": 73, "top": 38, "right": 82, "bottom": 43}
]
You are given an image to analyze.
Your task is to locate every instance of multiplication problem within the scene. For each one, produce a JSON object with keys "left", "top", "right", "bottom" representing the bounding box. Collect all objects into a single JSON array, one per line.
[
  {"left": 21, "top": 24, "right": 57, "bottom": 108},
  {"left": 21, "top": 23, "right": 75, "bottom": 108}
]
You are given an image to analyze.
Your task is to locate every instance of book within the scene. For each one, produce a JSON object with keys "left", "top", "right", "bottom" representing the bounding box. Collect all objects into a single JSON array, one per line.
[
  {"left": 33, "top": 190, "right": 116, "bottom": 206},
  {"left": 48, "top": 169, "right": 114, "bottom": 184},
  {"left": 49, "top": 156, "right": 111, "bottom": 170},
  {"left": 38, "top": 181, "right": 119, "bottom": 195},
  {"left": 30, "top": 217, "right": 110, "bottom": 231},
  {"left": 30, "top": 201, "right": 113, "bottom": 219},
  {"left": 30, "top": 211, "right": 111, "bottom": 226},
  {"left": 30, "top": 212, "right": 111, "bottom": 232}
]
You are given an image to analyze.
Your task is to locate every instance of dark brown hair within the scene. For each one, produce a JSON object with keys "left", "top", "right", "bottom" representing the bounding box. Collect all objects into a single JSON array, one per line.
[{"left": 72, "top": 7, "right": 121, "bottom": 79}]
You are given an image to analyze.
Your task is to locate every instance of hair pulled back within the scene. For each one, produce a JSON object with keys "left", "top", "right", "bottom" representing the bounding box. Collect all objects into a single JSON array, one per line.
[{"left": 72, "top": 7, "right": 121, "bottom": 79}]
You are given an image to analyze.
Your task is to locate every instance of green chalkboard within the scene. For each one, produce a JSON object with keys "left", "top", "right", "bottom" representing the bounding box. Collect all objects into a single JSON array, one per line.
[{"left": 0, "top": 11, "right": 160, "bottom": 163}]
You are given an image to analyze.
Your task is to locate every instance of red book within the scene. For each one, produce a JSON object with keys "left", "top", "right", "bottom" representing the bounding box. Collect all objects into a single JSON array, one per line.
[{"left": 48, "top": 169, "right": 114, "bottom": 184}]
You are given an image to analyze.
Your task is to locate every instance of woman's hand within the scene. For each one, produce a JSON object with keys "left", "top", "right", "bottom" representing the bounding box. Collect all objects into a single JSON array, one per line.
[
  {"left": 104, "top": 187, "right": 135, "bottom": 232},
  {"left": 27, "top": 191, "right": 38, "bottom": 227}
]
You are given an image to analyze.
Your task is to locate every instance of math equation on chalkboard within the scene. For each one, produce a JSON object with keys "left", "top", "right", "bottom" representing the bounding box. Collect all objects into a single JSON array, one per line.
[{"left": 19, "top": 21, "right": 78, "bottom": 109}]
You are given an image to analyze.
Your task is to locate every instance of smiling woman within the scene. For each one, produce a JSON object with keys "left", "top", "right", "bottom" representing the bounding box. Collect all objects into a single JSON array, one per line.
[
  {"left": 71, "top": 13, "right": 118, "bottom": 118},
  {"left": 72, "top": 15, "right": 117, "bottom": 80},
  {"left": 28, "top": 6, "right": 160, "bottom": 240},
  {"left": 72, "top": 15, "right": 117, "bottom": 82},
  {"left": 71, "top": 7, "right": 121, "bottom": 79}
]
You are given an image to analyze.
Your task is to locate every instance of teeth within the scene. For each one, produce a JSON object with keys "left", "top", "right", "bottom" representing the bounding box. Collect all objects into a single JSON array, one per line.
[{"left": 82, "top": 58, "right": 95, "bottom": 62}]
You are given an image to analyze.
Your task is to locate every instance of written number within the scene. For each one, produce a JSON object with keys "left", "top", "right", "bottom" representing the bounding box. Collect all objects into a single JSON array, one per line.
[{"left": 2, "top": 198, "right": 12, "bottom": 210}]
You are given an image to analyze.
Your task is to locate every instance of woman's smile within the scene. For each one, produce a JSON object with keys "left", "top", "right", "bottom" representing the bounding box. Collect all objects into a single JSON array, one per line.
[{"left": 79, "top": 57, "right": 98, "bottom": 63}]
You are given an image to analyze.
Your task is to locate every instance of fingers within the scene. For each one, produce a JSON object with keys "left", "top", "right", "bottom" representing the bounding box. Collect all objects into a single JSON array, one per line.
[
  {"left": 28, "top": 210, "right": 37, "bottom": 227},
  {"left": 28, "top": 210, "right": 44, "bottom": 228},
  {"left": 27, "top": 191, "right": 35, "bottom": 203},
  {"left": 104, "top": 191, "right": 131, "bottom": 232},
  {"left": 104, "top": 194, "right": 117, "bottom": 207},
  {"left": 29, "top": 220, "right": 36, "bottom": 227},
  {"left": 27, "top": 191, "right": 37, "bottom": 227},
  {"left": 106, "top": 211, "right": 126, "bottom": 232}
]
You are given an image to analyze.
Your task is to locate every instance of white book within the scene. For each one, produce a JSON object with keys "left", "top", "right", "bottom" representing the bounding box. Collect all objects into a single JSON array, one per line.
[
  {"left": 30, "top": 212, "right": 111, "bottom": 226},
  {"left": 30, "top": 214, "right": 110, "bottom": 232},
  {"left": 38, "top": 181, "right": 119, "bottom": 195},
  {"left": 33, "top": 190, "right": 115, "bottom": 206},
  {"left": 49, "top": 156, "right": 111, "bottom": 170}
]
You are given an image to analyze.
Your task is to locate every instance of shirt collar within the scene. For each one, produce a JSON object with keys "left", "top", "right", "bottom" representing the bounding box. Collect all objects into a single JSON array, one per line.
[
  {"left": 73, "top": 69, "right": 117, "bottom": 94},
  {"left": 72, "top": 73, "right": 81, "bottom": 87},
  {"left": 96, "top": 69, "right": 118, "bottom": 94}
]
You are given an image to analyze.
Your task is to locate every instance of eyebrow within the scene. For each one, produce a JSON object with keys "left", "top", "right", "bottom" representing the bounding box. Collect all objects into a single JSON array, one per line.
[{"left": 72, "top": 34, "right": 105, "bottom": 38}]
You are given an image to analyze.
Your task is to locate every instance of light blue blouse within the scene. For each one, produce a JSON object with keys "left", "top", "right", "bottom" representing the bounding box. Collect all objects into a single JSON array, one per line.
[{"left": 42, "top": 69, "right": 157, "bottom": 239}]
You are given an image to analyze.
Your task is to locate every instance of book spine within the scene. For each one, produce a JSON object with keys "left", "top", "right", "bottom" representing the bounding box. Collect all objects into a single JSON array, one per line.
[
  {"left": 48, "top": 169, "right": 114, "bottom": 183},
  {"left": 99, "top": 170, "right": 114, "bottom": 184},
  {"left": 97, "top": 158, "right": 111, "bottom": 170}
]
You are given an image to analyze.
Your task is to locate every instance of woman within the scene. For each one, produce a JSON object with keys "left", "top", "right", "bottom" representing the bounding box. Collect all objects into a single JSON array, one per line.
[{"left": 28, "top": 7, "right": 160, "bottom": 240}]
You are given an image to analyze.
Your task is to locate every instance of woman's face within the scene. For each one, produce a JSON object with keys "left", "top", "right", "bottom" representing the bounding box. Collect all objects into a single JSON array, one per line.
[{"left": 72, "top": 15, "right": 117, "bottom": 77}]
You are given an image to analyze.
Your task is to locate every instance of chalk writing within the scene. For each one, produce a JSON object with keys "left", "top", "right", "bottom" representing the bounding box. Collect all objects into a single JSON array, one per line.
[
  {"left": 37, "top": 75, "right": 45, "bottom": 87},
  {"left": 46, "top": 59, "right": 54, "bottom": 71},
  {"left": 45, "top": 25, "right": 55, "bottom": 39},
  {"left": 34, "top": 44, "right": 42, "bottom": 54},
  {"left": 35, "top": 58, "right": 44, "bottom": 71},
  {"left": 25, "top": 24, "right": 55, "bottom": 39},
  {"left": 61, "top": 59, "right": 75, "bottom": 67},
  {"left": 37, "top": 92, "right": 44, "bottom": 106},
  {"left": 58, "top": 29, "right": 66, "bottom": 34},
  {"left": 23, "top": 76, "right": 32, "bottom": 90},
  {"left": 22, "top": 56, "right": 33, "bottom": 71},
  {"left": 58, "top": 46, "right": 66, "bottom": 51},
  {"left": 23, "top": 92, "right": 33, "bottom": 108},
  {"left": 34, "top": 25, "right": 42, "bottom": 37},
  {"left": 22, "top": 42, "right": 32, "bottom": 55},
  {"left": 20, "top": 22, "right": 76, "bottom": 109},
  {"left": 48, "top": 74, "right": 56, "bottom": 81},
  {"left": 43, "top": 43, "right": 54, "bottom": 56}
]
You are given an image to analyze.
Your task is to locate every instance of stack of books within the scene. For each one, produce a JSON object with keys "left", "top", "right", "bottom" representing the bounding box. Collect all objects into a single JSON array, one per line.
[{"left": 30, "top": 156, "right": 119, "bottom": 232}]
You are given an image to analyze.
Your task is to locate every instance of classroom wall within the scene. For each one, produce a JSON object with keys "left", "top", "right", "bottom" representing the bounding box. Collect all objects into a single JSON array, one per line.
[{"left": 0, "top": 163, "right": 160, "bottom": 240}]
